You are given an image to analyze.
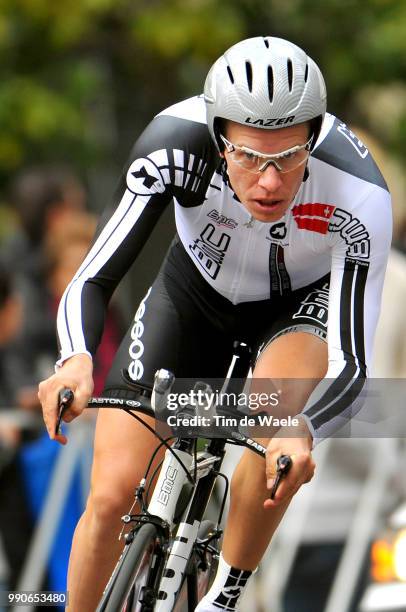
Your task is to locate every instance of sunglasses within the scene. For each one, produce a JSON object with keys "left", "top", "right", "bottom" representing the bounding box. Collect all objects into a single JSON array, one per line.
[{"left": 220, "top": 133, "right": 313, "bottom": 174}]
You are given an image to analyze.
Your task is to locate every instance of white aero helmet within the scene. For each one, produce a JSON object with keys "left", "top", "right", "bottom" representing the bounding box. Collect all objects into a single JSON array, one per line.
[{"left": 204, "top": 36, "right": 327, "bottom": 150}]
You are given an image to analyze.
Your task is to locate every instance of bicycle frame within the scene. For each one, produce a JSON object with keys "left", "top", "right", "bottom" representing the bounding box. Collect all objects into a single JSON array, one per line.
[
  {"left": 150, "top": 437, "right": 228, "bottom": 610},
  {"left": 89, "top": 341, "right": 268, "bottom": 611}
]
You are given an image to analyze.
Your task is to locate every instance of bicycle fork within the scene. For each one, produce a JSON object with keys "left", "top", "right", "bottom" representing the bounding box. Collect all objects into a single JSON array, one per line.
[{"left": 147, "top": 441, "right": 222, "bottom": 611}]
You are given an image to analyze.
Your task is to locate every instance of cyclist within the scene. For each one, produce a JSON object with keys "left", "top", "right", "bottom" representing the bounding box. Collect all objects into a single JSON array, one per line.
[{"left": 38, "top": 36, "right": 391, "bottom": 611}]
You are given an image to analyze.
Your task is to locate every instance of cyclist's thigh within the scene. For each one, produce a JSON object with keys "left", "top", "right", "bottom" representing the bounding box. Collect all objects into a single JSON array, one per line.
[
  {"left": 252, "top": 276, "right": 329, "bottom": 413},
  {"left": 255, "top": 331, "right": 327, "bottom": 378}
]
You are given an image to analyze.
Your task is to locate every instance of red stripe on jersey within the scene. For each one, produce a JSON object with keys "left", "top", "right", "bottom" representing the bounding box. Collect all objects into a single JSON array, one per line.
[{"left": 292, "top": 203, "right": 336, "bottom": 219}]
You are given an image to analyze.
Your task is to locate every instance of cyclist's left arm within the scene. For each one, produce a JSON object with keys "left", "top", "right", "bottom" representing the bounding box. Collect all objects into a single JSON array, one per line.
[{"left": 264, "top": 184, "right": 392, "bottom": 507}]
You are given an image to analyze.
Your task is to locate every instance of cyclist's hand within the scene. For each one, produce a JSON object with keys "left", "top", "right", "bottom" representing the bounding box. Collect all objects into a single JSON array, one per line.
[
  {"left": 263, "top": 417, "right": 315, "bottom": 509},
  {"left": 38, "top": 354, "right": 94, "bottom": 445}
]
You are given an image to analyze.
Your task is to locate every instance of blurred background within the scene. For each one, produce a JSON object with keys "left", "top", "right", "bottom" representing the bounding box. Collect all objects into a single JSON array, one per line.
[{"left": 0, "top": 1, "right": 405, "bottom": 610}]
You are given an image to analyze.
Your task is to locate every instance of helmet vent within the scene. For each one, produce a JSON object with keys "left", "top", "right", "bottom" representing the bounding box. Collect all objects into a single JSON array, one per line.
[
  {"left": 245, "top": 61, "right": 253, "bottom": 92},
  {"left": 267, "top": 66, "right": 274, "bottom": 103},
  {"left": 287, "top": 58, "right": 293, "bottom": 92},
  {"left": 304, "top": 62, "right": 309, "bottom": 82},
  {"left": 264, "top": 38, "right": 270, "bottom": 48},
  {"left": 227, "top": 66, "right": 234, "bottom": 84}
]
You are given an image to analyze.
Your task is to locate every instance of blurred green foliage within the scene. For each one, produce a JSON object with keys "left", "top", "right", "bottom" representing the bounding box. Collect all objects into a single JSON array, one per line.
[{"left": 0, "top": 0, "right": 405, "bottom": 194}]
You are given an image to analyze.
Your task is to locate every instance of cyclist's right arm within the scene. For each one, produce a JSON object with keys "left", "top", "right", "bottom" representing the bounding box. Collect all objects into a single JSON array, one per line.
[{"left": 38, "top": 98, "right": 213, "bottom": 443}]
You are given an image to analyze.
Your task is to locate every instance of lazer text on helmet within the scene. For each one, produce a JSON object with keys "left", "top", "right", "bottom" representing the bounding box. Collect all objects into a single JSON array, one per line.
[{"left": 244, "top": 116, "right": 296, "bottom": 127}]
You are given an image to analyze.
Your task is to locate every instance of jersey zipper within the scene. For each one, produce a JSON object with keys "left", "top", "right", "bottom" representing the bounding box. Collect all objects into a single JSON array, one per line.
[{"left": 230, "top": 217, "right": 259, "bottom": 303}]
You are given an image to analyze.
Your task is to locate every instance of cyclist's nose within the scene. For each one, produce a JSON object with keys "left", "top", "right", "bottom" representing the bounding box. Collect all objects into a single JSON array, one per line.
[{"left": 257, "top": 163, "right": 283, "bottom": 191}]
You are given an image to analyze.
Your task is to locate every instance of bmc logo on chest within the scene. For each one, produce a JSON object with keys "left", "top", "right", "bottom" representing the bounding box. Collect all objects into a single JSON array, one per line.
[{"left": 189, "top": 223, "right": 231, "bottom": 279}]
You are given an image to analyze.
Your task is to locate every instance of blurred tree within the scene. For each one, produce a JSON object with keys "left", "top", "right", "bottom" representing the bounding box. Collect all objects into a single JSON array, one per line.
[{"left": 0, "top": 0, "right": 405, "bottom": 203}]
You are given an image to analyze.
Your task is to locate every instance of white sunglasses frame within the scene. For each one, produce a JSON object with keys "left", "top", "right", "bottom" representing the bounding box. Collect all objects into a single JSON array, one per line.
[{"left": 220, "top": 133, "right": 313, "bottom": 174}]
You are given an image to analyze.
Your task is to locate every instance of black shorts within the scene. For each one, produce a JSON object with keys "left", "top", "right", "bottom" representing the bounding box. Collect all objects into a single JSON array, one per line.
[{"left": 104, "top": 242, "right": 330, "bottom": 397}]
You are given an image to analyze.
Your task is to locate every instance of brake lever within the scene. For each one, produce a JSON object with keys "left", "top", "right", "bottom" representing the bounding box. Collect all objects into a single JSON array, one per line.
[
  {"left": 55, "top": 388, "right": 74, "bottom": 436},
  {"left": 270, "top": 454, "right": 293, "bottom": 500}
]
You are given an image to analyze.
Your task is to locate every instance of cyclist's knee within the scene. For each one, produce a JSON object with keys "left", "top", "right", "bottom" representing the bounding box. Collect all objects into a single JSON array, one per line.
[
  {"left": 87, "top": 479, "right": 136, "bottom": 528},
  {"left": 230, "top": 467, "right": 248, "bottom": 497}
]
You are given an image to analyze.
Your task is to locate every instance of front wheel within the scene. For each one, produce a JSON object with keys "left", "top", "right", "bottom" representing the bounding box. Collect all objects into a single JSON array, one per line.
[{"left": 97, "top": 522, "right": 165, "bottom": 612}]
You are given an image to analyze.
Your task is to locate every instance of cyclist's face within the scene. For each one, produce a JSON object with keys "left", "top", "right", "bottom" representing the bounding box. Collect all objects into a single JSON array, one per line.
[{"left": 222, "top": 120, "right": 310, "bottom": 223}]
